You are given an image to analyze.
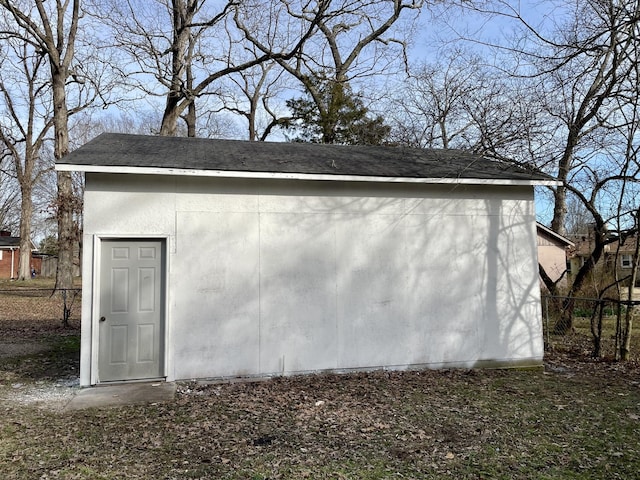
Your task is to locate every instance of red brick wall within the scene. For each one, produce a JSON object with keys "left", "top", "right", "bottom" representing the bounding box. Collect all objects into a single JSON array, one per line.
[
  {"left": 0, "top": 248, "right": 19, "bottom": 279},
  {"left": 1, "top": 249, "right": 50, "bottom": 279}
]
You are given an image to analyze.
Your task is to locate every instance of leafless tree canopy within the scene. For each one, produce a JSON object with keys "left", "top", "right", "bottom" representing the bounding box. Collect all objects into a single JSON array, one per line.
[
  {"left": 0, "top": 0, "right": 638, "bottom": 352},
  {"left": 424, "top": 0, "right": 640, "bottom": 335}
]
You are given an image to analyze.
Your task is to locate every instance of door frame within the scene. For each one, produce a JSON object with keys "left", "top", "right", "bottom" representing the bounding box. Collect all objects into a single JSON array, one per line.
[{"left": 90, "top": 235, "right": 170, "bottom": 385}]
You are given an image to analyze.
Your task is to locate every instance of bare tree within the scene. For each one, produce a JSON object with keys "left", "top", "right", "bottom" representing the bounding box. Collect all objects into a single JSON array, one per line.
[
  {"left": 0, "top": 0, "right": 106, "bottom": 290},
  {"left": 389, "top": 56, "right": 478, "bottom": 149},
  {"left": 220, "top": 58, "right": 290, "bottom": 141},
  {"left": 536, "top": 0, "right": 640, "bottom": 332},
  {"left": 91, "top": 0, "right": 330, "bottom": 137},
  {"left": 444, "top": 0, "right": 640, "bottom": 335},
  {"left": 389, "top": 48, "right": 550, "bottom": 171},
  {"left": 0, "top": 146, "right": 20, "bottom": 234},
  {"left": 238, "top": 0, "right": 423, "bottom": 143},
  {"left": 564, "top": 195, "right": 594, "bottom": 237},
  {"left": 0, "top": 8, "right": 55, "bottom": 280}
]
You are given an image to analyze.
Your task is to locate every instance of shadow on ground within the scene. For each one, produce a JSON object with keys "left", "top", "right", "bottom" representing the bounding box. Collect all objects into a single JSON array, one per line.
[{"left": 0, "top": 318, "right": 80, "bottom": 385}]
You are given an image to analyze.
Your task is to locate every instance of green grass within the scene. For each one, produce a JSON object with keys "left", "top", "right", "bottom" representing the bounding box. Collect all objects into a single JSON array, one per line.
[
  {"left": 48, "top": 334, "right": 80, "bottom": 354},
  {"left": 1, "top": 284, "right": 639, "bottom": 479},
  {"left": 551, "top": 314, "right": 640, "bottom": 361},
  {"left": 1, "top": 366, "right": 640, "bottom": 479}
]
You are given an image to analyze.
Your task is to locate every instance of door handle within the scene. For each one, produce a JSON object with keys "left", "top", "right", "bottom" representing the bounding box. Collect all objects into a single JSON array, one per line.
[{"left": 100, "top": 316, "right": 106, "bottom": 322}]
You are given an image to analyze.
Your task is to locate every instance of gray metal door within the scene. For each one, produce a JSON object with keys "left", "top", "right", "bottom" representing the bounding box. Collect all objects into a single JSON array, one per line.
[{"left": 98, "top": 239, "right": 165, "bottom": 382}]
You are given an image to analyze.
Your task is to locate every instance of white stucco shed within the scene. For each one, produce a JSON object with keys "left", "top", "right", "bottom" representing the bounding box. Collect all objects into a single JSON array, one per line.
[{"left": 57, "top": 133, "right": 556, "bottom": 386}]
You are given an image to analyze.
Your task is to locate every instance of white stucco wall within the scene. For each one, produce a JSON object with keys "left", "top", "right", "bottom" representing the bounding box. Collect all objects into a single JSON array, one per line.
[{"left": 80, "top": 173, "right": 543, "bottom": 385}]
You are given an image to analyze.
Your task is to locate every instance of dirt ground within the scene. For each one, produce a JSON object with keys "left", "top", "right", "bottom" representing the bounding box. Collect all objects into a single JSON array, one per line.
[
  {"left": 0, "top": 283, "right": 81, "bottom": 409},
  {"left": 2, "top": 311, "right": 640, "bottom": 414},
  {"left": 2, "top": 287, "right": 640, "bottom": 479},
  {"left": 1, "top": 281, "right": 639, "bottom": 412},
  {"left": 2, "top": 322, "right": 640, "bottom": 479}
]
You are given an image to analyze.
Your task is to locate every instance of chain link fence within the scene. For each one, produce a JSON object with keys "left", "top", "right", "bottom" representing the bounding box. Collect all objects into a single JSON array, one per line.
[
  {"left": 0, "top": 288, "right": 82, "bottom": 326},
  {"left": 542, "top": 294, "right": 640, "bottom": 360}
]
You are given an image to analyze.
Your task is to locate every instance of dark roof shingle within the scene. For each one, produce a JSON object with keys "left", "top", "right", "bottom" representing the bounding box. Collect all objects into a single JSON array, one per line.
[
  {"left": 0, "top": 236, "right": 20, "bottom": 248},
  {"left": 58, "top": 133, "right": 555, "bottom": 183}
]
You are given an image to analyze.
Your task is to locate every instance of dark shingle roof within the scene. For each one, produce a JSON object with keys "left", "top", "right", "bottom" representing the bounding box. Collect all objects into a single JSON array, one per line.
[
  {"left": 58, "top": 133, "right": 555, "bottom": 184},
  {"left": 0, "top": 236, "right": 20, "bottom": 248}
]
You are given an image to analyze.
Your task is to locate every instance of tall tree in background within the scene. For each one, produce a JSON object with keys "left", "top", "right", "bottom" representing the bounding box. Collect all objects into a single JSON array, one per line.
[
  {"left": 0, "top": 0, "right": 103, "bottom": 289},
  {"left": 389, "top": 0, "right": 640, "bottom": 338},
  {"left": 390, "top": 51, "right": 546, "bottom": 161},
  {"left": 220, "top": 56, "right": 288, "bottom": 141},
  {"left": 531, "top": 0, "right": 639, "bottom": 331},
  {"left": 239, "top": 0, "right": 422, "bottom": 143},
  {"left": 0, "top": 25, "right": 52, "bottom": 280},
  {"left": 0, "top": 152, "right": 19, "bottom": 234},
  {"left": 390, "top": 55, "right": 478, "bottom": 149},
  {"left": 284, "top": 76, "right": 390, "bottom": 144},
  {"left": 533, "top": 1, "right": 638, "bottom": 238},
  {"left": 92, "top": 0, "right": 330, "bottom": 137},
  {"left": 453, "top": 0, "right": 640, "bottom": 333}
]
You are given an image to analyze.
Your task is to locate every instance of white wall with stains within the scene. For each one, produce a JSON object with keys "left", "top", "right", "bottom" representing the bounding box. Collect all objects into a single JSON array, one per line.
[{"left": 80, "top": 173, "right": 543, "bottom": 385}]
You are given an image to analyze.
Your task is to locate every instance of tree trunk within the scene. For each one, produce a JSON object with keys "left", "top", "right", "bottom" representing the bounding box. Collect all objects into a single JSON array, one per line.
[
  {"left": 554, "top": 296, "right": 576, "bottom": 335},
  {"left": 620, "top": 215, "right": 640, "bottom": 360},
  {"left": 56, "top": 170, "right": 75, "bottom": 290},
  {"left": 160, "top": 0, "right": 192, "bottom": 137},
  {"left": 590, "top": 301, "right": 604, "bottom": 358},
  {"left": 185, "top": 98, "right": 196, "bottom": 137},
  {"left": 551, "top": 184, "right": 567, "bottom": 235},
  {"left": 248, "top": 95, "right": 258, "bottom": 141},
  {"left": 553, "top": 233, "right": 606, "bottom": 334},
  {"left": 160, "top": 97, "right": 184, "bottom": 136},
  {"left": 52, "top": 72, "right": 75, "bottom": 291},
  {"left": 539, "top": 263, "right": 559, "bottom": 296},
  {"left": 621, "top": 308, "right": 635, "bottom": 361},
  {"left": 551, "top": 142, "right": 573, "bottom": 236},
  {"left": 17, "top": 182, "right": 33, "bottom": 281}
]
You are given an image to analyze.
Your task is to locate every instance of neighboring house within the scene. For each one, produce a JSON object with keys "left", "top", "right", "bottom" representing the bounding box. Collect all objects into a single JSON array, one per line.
[
  {"left": 57, "top": 133, "right": 557, "bottom": 387},
  {"left": 0, "top": 231, "right": 40, "bottom": 279},
  {"left": 536, "top": 223, "right": 574, "bottom": 289},
  {"left": 568, "top": 230, "right": 640, "bottom": 288}
]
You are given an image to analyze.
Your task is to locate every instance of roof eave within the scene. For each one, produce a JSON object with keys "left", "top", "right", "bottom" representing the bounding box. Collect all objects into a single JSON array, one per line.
[
  {"left": 536, "top": 222, "right": 575, "bottom": 247},
  {"left": 56, "top": 164, "right": 559, "bottom": 187}
]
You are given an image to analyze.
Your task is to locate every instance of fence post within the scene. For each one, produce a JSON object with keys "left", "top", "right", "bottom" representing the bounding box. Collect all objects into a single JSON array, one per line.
[
  {"left": 62, "top": 289, "right": 72, "bottom": 328},
  {"left": 544, "top": 295, "right": 551, "bottom": 351}
]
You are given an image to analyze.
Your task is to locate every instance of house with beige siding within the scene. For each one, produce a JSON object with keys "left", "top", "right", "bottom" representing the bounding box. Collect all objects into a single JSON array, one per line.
[
  {"left": 568, "top": 231, "right": 640, "bottom": 288},
  {"left": 536, "top": 223, "right": 574, "bottom": 289}
]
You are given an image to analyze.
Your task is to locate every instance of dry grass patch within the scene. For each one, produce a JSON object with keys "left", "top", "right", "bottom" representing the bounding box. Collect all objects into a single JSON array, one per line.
[
  {"left": 2, "top": 366, "right": 640, "bottom": 479},
  {"left": 0, "top": 278, "right": 81, "bottom": 323},
  {"left": 1, "top": 284, "right": 640, "bottom": 479}
]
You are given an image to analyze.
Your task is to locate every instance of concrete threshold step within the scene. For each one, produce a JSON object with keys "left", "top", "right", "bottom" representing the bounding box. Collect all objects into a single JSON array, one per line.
[{"left": 65, "top": 382, "right": 176, "bottom": 410}]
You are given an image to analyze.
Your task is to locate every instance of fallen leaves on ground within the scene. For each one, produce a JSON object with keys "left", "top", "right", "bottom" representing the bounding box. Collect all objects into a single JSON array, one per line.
[{"left": 1, "top": 291, "right": 640, "bottom": 479}]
